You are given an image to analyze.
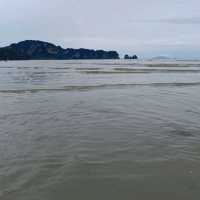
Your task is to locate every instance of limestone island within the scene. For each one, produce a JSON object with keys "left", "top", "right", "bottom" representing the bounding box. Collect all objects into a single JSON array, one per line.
[
  {"left": 0, "top": 40, "right": 119, "bottom": 60},
  {"left": 124, "top": 54, "right": 138, "bottom": 59}
]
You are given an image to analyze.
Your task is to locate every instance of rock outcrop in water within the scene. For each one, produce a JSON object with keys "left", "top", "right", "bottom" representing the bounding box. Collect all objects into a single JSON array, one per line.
[
  {"left": 124, "top": 54, "right": 138, "bottom": 59},
  {"left": 0, "top": 40, "right": 119, "bottom": 60}
]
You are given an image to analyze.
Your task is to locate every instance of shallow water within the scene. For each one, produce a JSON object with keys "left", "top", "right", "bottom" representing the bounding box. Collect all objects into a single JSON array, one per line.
[{"left": 0, "top": 59, "right": 200, "bottom": 200}]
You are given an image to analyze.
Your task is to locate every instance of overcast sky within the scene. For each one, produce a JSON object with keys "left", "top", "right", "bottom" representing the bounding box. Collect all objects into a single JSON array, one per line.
[{"left": 1, "top": 0, "right": 200, "bottom": 58}]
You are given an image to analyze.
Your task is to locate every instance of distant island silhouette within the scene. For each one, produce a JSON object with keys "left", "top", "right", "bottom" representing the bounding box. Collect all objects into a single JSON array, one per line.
[
  {"left": 0, "top": 40, "right": 120, "bottom": 60},
  {"left": 124, "top": 54, "right": 138, "bottom": 59}
]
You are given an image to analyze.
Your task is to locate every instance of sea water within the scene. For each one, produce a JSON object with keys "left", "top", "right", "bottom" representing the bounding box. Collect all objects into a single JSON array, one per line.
[{"left": 0, "top": 59, "right": 200, "bottom": 200}]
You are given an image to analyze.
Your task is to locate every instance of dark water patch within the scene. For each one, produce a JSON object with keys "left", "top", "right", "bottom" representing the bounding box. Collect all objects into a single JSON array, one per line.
[
  {"left": 186, "top": 110, "right": 200, "bottom": 116},
  {"left": 165, "top": 122, "right": 198, "bottom": 138},
  {"left": 170, "top": 129, "right": 194, "bottom": 137}
]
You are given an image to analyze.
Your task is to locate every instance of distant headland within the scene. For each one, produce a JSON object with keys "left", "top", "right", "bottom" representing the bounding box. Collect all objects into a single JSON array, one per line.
[{"left": 0, "top": 40, "right": 120, "bottom": 60}]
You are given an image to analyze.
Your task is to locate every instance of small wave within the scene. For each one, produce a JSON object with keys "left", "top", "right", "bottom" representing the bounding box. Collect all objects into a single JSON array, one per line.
[
  {"left": 76, "top": 68, "right": 101, "bottom": 70},
  {"left": 17, "top": 66, "right": 32, "bottom": 69},
  {"left": 80, "top": 69, "right": 200, "bottom": 74},
  {"left": 0, "top": 66, "right": 16, "bottom": 69},
  {"left": 49, "top": 67, "right": 71, "bottom": 70},
  {"left": 0, "top": 82, "right": 200, "bottom": 93},
  {"left": 113, "top": 68, "right": 200, "bottom": 73},
  {"left": 32, "top": 71, "right": 69, "bottom": 74},
  {"left": 146, "top": 64, "right": 200, "bottom": 68},
  {"left": 80, "top": 70, "right": 151, "bottom": 74}
]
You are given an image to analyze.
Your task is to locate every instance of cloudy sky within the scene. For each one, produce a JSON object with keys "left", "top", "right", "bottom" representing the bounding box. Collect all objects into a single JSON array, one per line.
[{"left": 1, "top": 0, "right": 200, "bottom": 58}]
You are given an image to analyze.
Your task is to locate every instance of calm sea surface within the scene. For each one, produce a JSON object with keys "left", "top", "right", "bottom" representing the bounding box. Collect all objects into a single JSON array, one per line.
[{"left": 0, "top": 59, "right": 200, "bottom": 200}]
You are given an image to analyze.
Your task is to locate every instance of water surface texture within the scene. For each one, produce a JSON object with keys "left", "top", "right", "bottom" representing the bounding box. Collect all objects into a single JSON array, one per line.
[{"left": 0, "top": 59, "right": 200, "bottom": 200}]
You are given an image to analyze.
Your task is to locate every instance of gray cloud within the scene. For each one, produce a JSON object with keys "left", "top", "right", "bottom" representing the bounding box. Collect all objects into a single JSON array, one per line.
[
  {"left": 163, "top": 18, "right": 200, "bottom": 24},
  {"left": 131, "top": 17, "right": 200, "bottom": 24}
]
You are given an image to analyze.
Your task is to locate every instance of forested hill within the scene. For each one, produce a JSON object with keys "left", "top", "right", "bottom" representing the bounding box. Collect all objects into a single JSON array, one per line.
[{"left": 0, "top": 40, "right": 119, "bottom": 60}]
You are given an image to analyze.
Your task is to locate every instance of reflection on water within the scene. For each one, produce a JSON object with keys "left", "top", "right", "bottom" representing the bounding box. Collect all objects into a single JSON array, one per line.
[{"left": 0, "top": 59, "right": 200, "bottom": 200}]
